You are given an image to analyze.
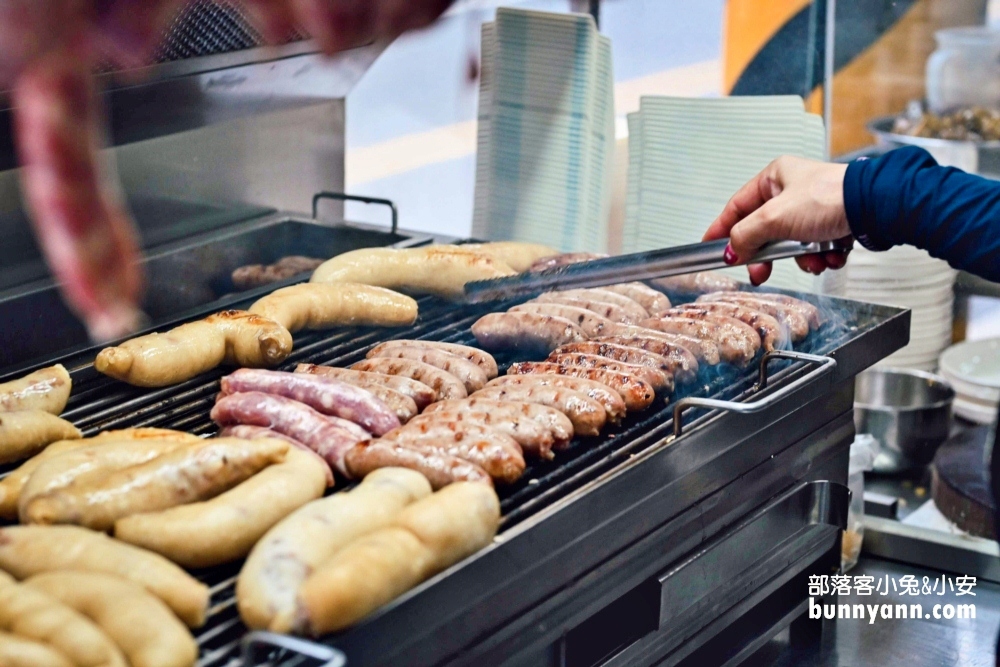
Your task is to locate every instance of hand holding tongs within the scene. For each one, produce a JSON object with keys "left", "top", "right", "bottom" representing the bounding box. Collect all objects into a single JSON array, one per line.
[{"left": 462, "top": 238, "right": 852, "bottom": 303}]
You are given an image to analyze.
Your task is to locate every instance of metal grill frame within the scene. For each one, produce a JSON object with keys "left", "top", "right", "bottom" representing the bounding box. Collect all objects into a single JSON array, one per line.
[{"left": 0, "top": 283, "right": 910, "bottom": 666}]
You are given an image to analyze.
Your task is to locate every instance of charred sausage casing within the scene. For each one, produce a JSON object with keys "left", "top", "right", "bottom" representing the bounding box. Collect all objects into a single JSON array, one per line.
[
  {"left": 545, "top": 353, "right": 672, "bottom": 392},
  {"left": 638, "top": 317, "right": 759, "bottom": 366},
  {"left": 410, "top": 405, "right": 559, "bottom": 460},
  {"left": 382, "top": 421, "right": 525, "bottom": 484},
  {"left": 695, "top": 293, "right": 810, "bottom": 340},
  {"left": 469, "top": 385, "right": 607, "bottom": 436},
  {"left": 585, "top": 337, "right": 700, "bottom": 384},
  {"left": 350, "top": 358, "right": 468, "bottom": 401},
  {"left": 365, "top": 341, "right": 498, "bottom": 379},
  {"left": 424, "top": 399, "right": 574, "bottom": 451},
  {"left": 551, "top": 341, "right": 696, "bottom": 384},
  {"left": 506, "top": 362, "right": 657, "bottom": 412},
  {"left": 673, "top": 303, "right": 788, "bottom": 352},
  {"left": 471, "top": 312, "right": 586, "bottom": 354},
  {"left": 484, "top": 375, "right": 629, "bottom": 421},
  {"left": 603, "top": 324, "right": 722, "bottom": 365}
]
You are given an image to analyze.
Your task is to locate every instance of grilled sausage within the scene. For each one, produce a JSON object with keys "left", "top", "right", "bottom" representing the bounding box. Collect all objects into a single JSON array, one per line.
[
  {"left": 0, "top": 411, "right": 81, "bottom": 465},
  {"left": 424, "top": 399, "right": 574, "bottom": 451},
  {"left": 507, "top": 362, "right": 659, "bottom": 411},
  {"left": 649, "top": 272, "right": 742, "bottom": 295},
  {"left": 533, "top": 293, "right": 645, "bottom": 324},
  {"left": 552, "top": 341, "right": 696, "bottom": 384},
  {"left": 469, "top": 386, "right": 607, "bottom": 436},
  {"left": 218, "top": 425, "right": 334, "bottom": 487},
  {"left": 0, "top": 365, "right": 72, "bottom": 415},
  {"left": 232, "top": 256, "right": 324, "bottom": 290},
  {"left": 382, "top": 422, "right": 525, "bottom": 484},
  {"left": 484, "top": 375, "right": 630, "bottom": 420},
  {"left": 454, "top": 242, "right": 558, "bottom": 272},
  {"left": 603, "top": 324, "right": 722, "bottom": 365},
  {"left": 350, "top": 358, "right": 468, "bottom": 401},
  {"left": 366, "top": 345, "right": 488, "bottom": 393},
  {"left": 639, "top": 317, "right": 759, "bottom": 366},
  {"left": 24, "top": 438, "right": 287, "bottom": 531},
  {"left": 249, "top": 283, "right": 418, "bottom": 333},
  {"left": 674, "top": 303, "right": 788, "bottom": 351},
  {"left": 344, "top": 440, "right": 492, "bottom": 489},
  {"left": 528, "top": 252, "right": 607, "bottom": 272},
  {"left": 409, "top": 407, "right": 555, "bottom": 460},
  {"left": 508, "top": 303, "right": 614, "bottom": 337},
  {"left": 471, "top": 312, "right": 586, "bottom": 354},
  {"left": 660, "top": 310, "right": 764, "bottom": 355},
  {"left": 545, "top": 353, "right": 671, "bottom": 391},
  {"left": 601, "top": 283, "right": 672, "bottom": 316},
  {"left": 95, "top": 310, "right": 293, "bottom": 387},
  {"left": 310, "top": 246, "right": 516, "bottom": 300},
  {"left": 295, "top": 364, "right": 433, "bottom": 412},
  {"left": 366, "top": 341, "right": 498, "bottom": 379},
  {"left": 560, "top": 288, "right": 650, "bottom": 317},
  {"left": 702, "top": 291, "right": 822, "bottom": 329},
  {"left": 590, "top": 336, "right": 700, "bottom": 383},
  {"left": 220, "top": 369, "right": 400, "bottom": 436},
  {"left": 696, "top": 293, "right": 809, "bottom": 340},
  {"left": 211, "top": 392, "right": 368, "bottom": 476}
]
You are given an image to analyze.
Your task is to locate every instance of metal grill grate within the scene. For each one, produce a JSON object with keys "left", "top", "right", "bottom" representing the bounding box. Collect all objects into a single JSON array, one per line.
[{"left": 3, "top": 292, "right": 862, "bottom": 666}]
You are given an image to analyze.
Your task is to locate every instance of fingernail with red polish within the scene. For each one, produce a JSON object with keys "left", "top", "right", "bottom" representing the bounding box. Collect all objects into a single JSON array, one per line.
[{"left": 723, "top": 244, "right": 738, "bottom": 265}]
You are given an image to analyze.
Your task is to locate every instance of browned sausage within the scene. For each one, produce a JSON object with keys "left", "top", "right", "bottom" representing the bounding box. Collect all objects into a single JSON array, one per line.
[
  {"left": 649, "top": 272, "right": 742, "bottom": 295},
  {"left": 551, "top": 341, "right": 696, "bottom": 384},
  {"left": 508, "top": 303, "right": 613, "bottom": 337},
  {"left": 382, "top": 422, "right": 525, "bottom": 484},
  {"left": 528, "top": 252, "right": 607, "bottom": 272},
  {"left": 471, "top": 312, "right": 586, "bottom": 354},
  {"left": 344, "top": 441, "right": 492, "bottom": 490},
  {"left": 695, "top": 294, "right": 809, "bottom": 340},
  {"left": 659, "top": 310, "right": 763, "bottom": 356},
  {"left": 366, "top": 341, "right": 498, "bottom": 379},
  {"left": 603, "top": 324, "right": 722, "bottom": 365},
  {"left": 589, "top": 336, "right": 700, "bottom": 383},
  {"left": 365, "top": 345, "right": 487, "bottom": 393},
  {"left": 545, "top": 353, "right": 671, "bottom": 392},
  {"left": 532, "top": 294, "right": 642, "bottom": 325},
  {"left": 507, "top": 362, "right": 659, "bottom": 411},
  {"left": 673, "top": 303, "right": 787, "bottom": 352},
  {"left": 638, "top": 317, "right": 759, "bottom": 366},
  {"left": 349, "top": 358, "right": 468, "bottom": 401},
  {"left": 295, "top": 364, "right": 433, "bottom": 412},
  {"left": 469, "top": 386, "right": 606, "bottom": 436},
  {"left": 425, "top": 399, "right": 573, "bottom": 446},
  {"left": 601, "top": 284, "right": 672, "bottom": 316},
  {"left": 483, "top": 375, "right": 629, "bottom": 421},
  {"left": 702, "top": 291, "right": 822, "bottom": 328}
]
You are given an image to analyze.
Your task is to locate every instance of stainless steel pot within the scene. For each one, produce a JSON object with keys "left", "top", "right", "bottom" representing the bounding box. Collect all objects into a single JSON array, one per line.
[{"left": 855, "top": 368, "right": 955, "bottom": 472}]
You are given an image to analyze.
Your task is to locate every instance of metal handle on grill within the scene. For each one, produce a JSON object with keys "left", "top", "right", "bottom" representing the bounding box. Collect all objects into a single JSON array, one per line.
[
  {"left": 241, "top": 631, "right": 347, "bottom": 667},
  {"left": 672, "top": 350, "right": 837, "bottom": 437},
  {"left": 312, "top": 191, "right": 399, "bottom": 236}
]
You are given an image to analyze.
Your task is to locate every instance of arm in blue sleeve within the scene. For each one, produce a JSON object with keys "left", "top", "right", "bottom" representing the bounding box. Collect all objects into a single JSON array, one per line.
[{"left": 842, "top": 145, "right": 1000, "bottom": 282}]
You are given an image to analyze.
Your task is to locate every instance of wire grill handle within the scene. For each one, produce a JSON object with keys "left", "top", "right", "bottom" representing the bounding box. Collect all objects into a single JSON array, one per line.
[
  {"left": 241, "top": 631, "right": 347, "bottom": 667},
  {"left": 312, "top": 191, "right": 399, "bottom": 236},
  {"left": 672, "top": 350, "right": 837, "bottom": 437}
]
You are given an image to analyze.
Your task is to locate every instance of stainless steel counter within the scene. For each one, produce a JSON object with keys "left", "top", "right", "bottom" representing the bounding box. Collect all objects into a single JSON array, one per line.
[{"left": 742, "top": 556, "right": 1000, "bottom": 666}]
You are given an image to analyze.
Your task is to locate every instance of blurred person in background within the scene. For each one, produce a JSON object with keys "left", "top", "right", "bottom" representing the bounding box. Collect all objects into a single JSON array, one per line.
[{"left": 0, "top": 0, "right": 452, "bottom": 341}]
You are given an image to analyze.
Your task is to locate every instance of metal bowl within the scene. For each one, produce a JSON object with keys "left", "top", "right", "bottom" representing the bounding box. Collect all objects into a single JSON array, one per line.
[{"left": 854, "top": 368, "right": 955, "bottom": 472}]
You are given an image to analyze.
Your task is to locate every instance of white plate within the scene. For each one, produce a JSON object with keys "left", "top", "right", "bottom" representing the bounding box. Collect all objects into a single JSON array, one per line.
[
  {"left": 954, "top": 395, "right": 999, "bottom": 424},
  {"left": 939, "top": 338, "right": 1000, "bottom": 397}
]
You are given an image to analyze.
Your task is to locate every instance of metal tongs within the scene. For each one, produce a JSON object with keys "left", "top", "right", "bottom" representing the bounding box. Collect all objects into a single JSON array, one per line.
[{"left": 463, "top": 239, "right": 851, "bottom": 303}]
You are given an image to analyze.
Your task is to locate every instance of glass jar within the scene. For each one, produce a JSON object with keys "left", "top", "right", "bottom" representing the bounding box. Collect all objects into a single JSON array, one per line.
[
  {"left": 843, "top": 435, "right": 877, "bottom": 572},
  {"left": 926, "top": 27, "right": 1000, "bottom": 113}
]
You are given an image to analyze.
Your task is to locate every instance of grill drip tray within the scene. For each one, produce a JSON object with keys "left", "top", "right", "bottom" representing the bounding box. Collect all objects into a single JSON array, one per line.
[{"left": 0, "top": 217, "right": 432, "bottom": 372}]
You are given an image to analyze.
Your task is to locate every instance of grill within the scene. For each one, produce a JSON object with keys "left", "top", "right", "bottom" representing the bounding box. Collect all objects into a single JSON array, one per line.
[{"left": 0, "top": 272, "right": 910, "bottom": 667}]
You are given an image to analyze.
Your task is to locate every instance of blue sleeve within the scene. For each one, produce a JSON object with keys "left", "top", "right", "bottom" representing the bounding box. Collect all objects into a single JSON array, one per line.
[{"left": 842, "top": 146, "right": 1000, "bottom": 282}]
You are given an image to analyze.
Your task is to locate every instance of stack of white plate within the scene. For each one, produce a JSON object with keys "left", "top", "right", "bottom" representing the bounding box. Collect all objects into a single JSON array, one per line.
[
  {"left": 472, "top": 8, "right": 615, "bottom": 253},
  {"left": 824, "top": 245, "right": 957, "bottom": 371},
  {"left": 940, "top": 338, "right": 1000, "bottom": 424},
  {"left": 622, "top": 95, "right": 826, "bottom": 292}
]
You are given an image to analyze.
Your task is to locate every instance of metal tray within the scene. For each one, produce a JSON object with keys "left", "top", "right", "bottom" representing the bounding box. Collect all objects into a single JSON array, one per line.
[{"left": 0, "top": 216, "right": 431, "bottom": 371}]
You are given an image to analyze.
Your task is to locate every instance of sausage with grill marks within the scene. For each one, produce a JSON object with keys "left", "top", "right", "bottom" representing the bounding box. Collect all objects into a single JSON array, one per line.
[
  {"left": 365, "top": 345, "right": 488, "bottom": 393},
  {"left": 218, "top": 425, "right": 334, "bottom": 487},
  {"left": 484, "top": 375, "right": 629, "bottom": 421},
  {"left": 532, "top": 293, "right": 644, "bottom": 325},
  {"left": 211, "top": 392, "right": 368, "bottom": 477},
  {"left": 366, "top": 341, "right": 498, "bottom": 379},
  {"left": 220, "top": 369, "right": 400, "bottom": 436},
  {"left": 344, "top": 440, "right": 492, "bottom": 490},
  {"left": 551, "top": 289, "right": 650, "bottom": 318},
  {"left": 407, "top": 408, "right": 554, "bottom": 460},
  {"left": 508, "top": 303, "right": 613, "bottom": 337},
  {"left": 545, "top": 353, "right": 671, "bottom": 392},
  {"left": 601, "top": 283, "right": 672, "bottom": 316},
  {"left": 701, "top": 291, "right": 822, "bottom": 329},
  {"left": 508, "top": 361, "right": 660, "bottom": 411},
  {"left": 649, "top": 272, "right": 742, "bottom": 295},
  {"left": 423, "top": 399, "right": 573, "bottom": 456},
  {"left": 638, "top": 317, "right": 759, "bottom": 367},
  {"left": 294, "top": 364, "right": 432, "bottom": 412},
  {"left": 552, "top": 341, "right": 696, "bottom": 384},
  {"left": 587, "top": 336, "right": 700, "bottom": 384},
  {"left": 349, "top": 358, "right": 467, "bottom": 402},
  {"left": 469, "top": 386, "right": 607, "bottom": 436},
  {"left": 673, "top": 303, "right": 788, "bottom": 352},
  {"left": 528, "top": 252, "right": 607, "bottom": 272},
  {"left": 660, "top": 310, "right": 763, "bottom": 352},
  {"left": 381, "top": 422, "right": 525, "bottom": 484},
  {"left": 471, "top": 312, "right": 586, "bottom": 354},
  {"left": 695, "top": 294, "right": 809, "bottom": 340},
  {"left": 603, "top": 324, "right": 721, "bottom": 365}
]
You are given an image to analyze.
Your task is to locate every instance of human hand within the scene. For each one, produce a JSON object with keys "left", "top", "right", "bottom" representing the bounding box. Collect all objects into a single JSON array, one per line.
[
  {"left": 2, "top": 0, "right": 452, "bottom": 342},
  {"left": 702, "top": 155, "right": 853, "bottom": 286}
]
